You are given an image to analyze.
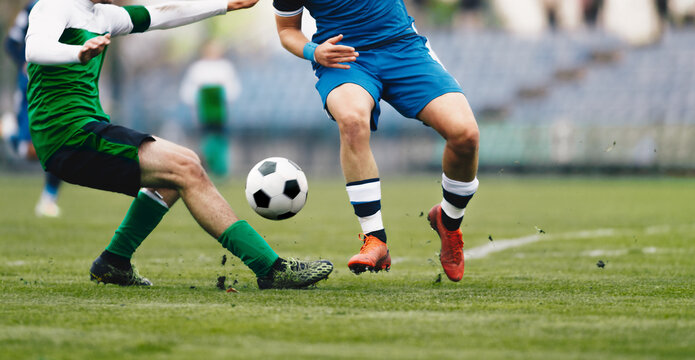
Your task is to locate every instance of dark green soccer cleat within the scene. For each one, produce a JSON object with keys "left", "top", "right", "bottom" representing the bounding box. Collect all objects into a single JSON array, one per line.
[
  {"left": 257, "top": 258, "right": 333, "bottom": 290},
  {"left": 89, "top": 255, "right": 152, "bottom": 286}
]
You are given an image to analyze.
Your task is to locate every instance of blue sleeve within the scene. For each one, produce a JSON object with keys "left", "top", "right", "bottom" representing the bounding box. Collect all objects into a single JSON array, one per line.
[{"left": 273, "top": 0, "right": 303, "bottom": 13}]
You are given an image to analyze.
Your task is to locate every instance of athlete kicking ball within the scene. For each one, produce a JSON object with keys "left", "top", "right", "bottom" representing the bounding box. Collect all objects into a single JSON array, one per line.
[{"left": 26, "top": 0, "right": 332, "bottom": 289}]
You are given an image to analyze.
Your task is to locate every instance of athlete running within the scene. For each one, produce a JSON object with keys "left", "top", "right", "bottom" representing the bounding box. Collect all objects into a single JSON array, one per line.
[{"left": 274, "top": 0, "right": 480, "bottom": 281}]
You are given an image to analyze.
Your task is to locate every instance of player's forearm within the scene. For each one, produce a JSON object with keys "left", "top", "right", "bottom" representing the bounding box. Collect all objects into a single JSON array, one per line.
[
  {"left": 145, "top": 0, "right": 228, "bottom": 31},
  {"left": 278, "top": 28, "right": 311, "bottom": 60}
]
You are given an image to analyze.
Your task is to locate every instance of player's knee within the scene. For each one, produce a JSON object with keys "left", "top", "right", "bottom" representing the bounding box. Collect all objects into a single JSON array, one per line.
[
  {"left": 183, "top": 158, "right": 207, "bottom": 182},
  {"left": 181, "top": 147, "right": 202, "bottom": 165},
  {"left": 449, "top": 126, "right": 479, "bottom": 155},
  {"left": 172, "top": 151, "right": 208, "bottom": 188},
  {"left": 337, "top": 110, "right": 371, "bottom": 144}
]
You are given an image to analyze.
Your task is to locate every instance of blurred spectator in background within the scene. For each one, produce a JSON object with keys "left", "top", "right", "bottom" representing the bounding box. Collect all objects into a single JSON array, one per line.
[
  {"left": 409, "top": 0, "right": 487, "bottom": 29},
  {"left": 491, "top": 0, "right": 548, "bottom": 36},
  {"left": 668, "top": 0, "right": 695, "bottom": 26},
  {"left": 180, "top": 40, "right": 241, "bottom": 177},
  {"left": 2, "top": 0, "right": 63, "bottom": 217},
  {"left": 428, "top": 0, "right": 461, "bottom": 28},
  {"left": 601, "top": 0, "right": 662, "bottom": 45},
  {"left": 582, "top": 0, "right": 603, "bottom": 27},
  {"left": 543, "top": 0, "right": 584, "bottom": 31},
  {"left": 460, "top": 0, "right": 487, "bottom": 28},
  {"left": 490, "top": 0, "right": 670, "bottom": 45},
  {"left": 491, "top": 0, "right": 584, "bottom": 35}
]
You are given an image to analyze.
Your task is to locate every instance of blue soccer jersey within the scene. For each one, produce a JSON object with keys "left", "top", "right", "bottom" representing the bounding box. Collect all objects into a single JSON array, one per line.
[{"left": 273, "top": 0, "right": 415, "bottom": 48}]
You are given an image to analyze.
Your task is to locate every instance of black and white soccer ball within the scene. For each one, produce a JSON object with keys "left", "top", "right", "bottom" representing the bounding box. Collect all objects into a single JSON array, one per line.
[{"left": 245, "top": 157, "right": 308, "bottom": 220}]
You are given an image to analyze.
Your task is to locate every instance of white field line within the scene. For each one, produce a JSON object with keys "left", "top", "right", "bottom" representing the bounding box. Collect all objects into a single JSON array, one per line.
[
  {"left": 467, "top": 228, "right": 616, "bottom": 260},
  {"left": 465, "top": 224, "right": 695, "bottom": 260},
  {"left": 465, "top": 233, "right": 543, "bottom": 260},
  {"left": 464, "top": 224, "right": 695, "bottom": 260},
  {"left": 391, "top": 228, "right": 619, "bottom": 264},
  {"left": 386, "top": 224, "right": 695, "bottom": 264}
]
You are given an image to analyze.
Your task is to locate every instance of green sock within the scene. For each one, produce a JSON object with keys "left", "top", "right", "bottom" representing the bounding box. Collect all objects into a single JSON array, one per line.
[
  {"left": 105, "top": 190, "right": 169, "bottom": 259},
  {"left": 218, "top": 220, "right": 279, "bottom": 277}
]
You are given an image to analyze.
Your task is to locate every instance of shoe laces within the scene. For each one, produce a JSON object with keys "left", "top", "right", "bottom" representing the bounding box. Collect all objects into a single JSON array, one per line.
[
  {"left": 284, "top": 258, "right": 307, "bottom": 272},
  {"left": 358, "top": 234, "right": 384, "bottom": 253}
]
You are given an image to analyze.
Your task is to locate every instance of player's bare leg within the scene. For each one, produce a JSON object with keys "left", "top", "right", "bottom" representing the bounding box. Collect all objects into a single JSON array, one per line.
[
  {"left": 90, "top": 137, "right": 332, "bottom": 288},
  {"left": 419, "top": 92, "right": 479, "bottom": 182},
  {"left": 138, "top": 137, "right": 238, "bottom": 238},
  {"left": 91, "top": 138, "right": 235, "bottom": 286},
  {"left": 135, "top": 137, "right": 333, "bottom": 288},
  {"left": 327, "top": 84, "right": 379, "bottom": 182},
  {"left": 418, "top": 92, "right": 480, "bottom": 281},
  {"left": 92, "top": 138, "right": 240, "bottom": 286},
  {"left": 327, "top": 84, "right": 390, "bottom": 273}
]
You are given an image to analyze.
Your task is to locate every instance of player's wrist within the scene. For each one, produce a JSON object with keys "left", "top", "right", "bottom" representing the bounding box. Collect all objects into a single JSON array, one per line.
[{"left": 302, "top": 42, "right": 318, "bottom": 62}]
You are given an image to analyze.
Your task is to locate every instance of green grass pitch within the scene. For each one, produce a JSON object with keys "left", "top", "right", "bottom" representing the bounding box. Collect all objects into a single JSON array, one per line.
[{"left": 1, "top": 174, "right": 694, "bottom": 359}]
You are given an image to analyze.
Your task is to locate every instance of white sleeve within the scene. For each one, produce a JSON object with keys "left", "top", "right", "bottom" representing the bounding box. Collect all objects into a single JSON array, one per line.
[
  {"left": 146, "top": 0, "right": 228, "bottom": 31},
  {"left": 94, "top": 4, "right": 136, "bottom": 36},
  {"left": 25, "top": 1, "right": 81, "bottom": 65}
]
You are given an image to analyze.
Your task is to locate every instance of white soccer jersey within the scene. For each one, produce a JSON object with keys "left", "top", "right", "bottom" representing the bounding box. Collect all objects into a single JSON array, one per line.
[
  {"left": 25, "top": 0, "right": 228, "bottom": 167},
  {"left": 26, "top": 0, "right": 228, "bottom": 65}
]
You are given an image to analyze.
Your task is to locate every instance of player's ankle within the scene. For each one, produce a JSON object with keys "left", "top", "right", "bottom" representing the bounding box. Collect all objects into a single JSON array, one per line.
[{"left": 99, "top": 250, "right": 132, "bottom": 271}]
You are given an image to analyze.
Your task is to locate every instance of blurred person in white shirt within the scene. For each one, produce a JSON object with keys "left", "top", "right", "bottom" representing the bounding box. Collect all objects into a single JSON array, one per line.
[{"left": 180, "top": 39, "right": 241, "bottom": 177}]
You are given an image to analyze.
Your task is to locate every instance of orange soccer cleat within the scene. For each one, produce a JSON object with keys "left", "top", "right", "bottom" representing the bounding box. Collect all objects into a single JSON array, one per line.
[
  {"left": 348, "top": 234, "right": 391, "bottom": 274},
  {"left": 428, "top": 204, "right": 464, "bottom": 281}
]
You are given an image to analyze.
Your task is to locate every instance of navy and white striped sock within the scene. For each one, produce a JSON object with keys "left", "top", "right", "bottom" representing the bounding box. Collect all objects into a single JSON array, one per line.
[
  {"left": 346, "top": 178, "right": 387, "bottom": 243},
  {"left": 441, "top": 174, "right": 479, "bottom": 231}
]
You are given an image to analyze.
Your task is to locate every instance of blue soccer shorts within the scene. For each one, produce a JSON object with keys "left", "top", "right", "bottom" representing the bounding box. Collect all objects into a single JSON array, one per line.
[{"left": 314, "top": 34, "right": 463, "bottom": 130}]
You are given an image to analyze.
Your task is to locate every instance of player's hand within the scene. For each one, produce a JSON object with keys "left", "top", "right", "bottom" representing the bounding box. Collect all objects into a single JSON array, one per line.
[
  {"left": 227, "top": 0, "right": 259, "bottom": 11},
  {"left": 315, "top": 34, "right": 359, "bottom": 69},
  {"left": 78, "top": 34, "right": 111, "bottom": 64}
]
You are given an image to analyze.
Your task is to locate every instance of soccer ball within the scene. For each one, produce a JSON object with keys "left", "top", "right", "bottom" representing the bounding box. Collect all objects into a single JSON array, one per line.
[{"left": 245, "top": 157, "right": 308, "bottom": 220}]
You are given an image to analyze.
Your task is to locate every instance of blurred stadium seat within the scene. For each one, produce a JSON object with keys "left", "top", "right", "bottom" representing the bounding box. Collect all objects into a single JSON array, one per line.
[{"left": 87, "top": 27, "right": 695, "bottom": 173}]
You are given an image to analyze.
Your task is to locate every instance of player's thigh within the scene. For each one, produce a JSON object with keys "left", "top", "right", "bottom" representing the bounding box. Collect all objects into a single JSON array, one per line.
[
  {"left": 418, "top": 92, "right": 478, "bottom": 140},
  {"left": 45, "top": 121, "right": 152, "bottom": 197},
  {"left": 316, "top": 63, "right": 382, "bottom": 130},
  {"left": 138, "top": 136, "right": 201, "bottom": 189},
  {"left": 326, "top": 83, "right": 375, "bottom": 126}
]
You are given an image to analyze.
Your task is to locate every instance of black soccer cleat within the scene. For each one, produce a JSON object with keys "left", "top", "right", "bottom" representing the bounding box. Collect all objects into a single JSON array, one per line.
[
  {"left": 257, "top": 258, "right": 333, "bottom": 290},
  {"left": 89, "top": 255, "right": 152, "bottom": 286}
]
